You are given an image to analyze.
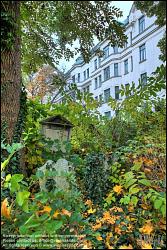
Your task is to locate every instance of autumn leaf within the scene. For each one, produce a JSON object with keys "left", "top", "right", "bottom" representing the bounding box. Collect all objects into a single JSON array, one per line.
[
  {"left": 139, "top": 221, "right": 154, "bottom": 234},
  {"left": 61, "top": 209, "right": 71, "bottom": 217},
  {"left": 96, "top": 235, "right": 103, "bottom": 241},
  {"left": 1, "top": 198, "right": 11, "bottom": 219},
  {"left": 113, "top": 185, "right": 123, "bottom": 194},
  {"left": 119, "top": 244, "right": 133, "bottom": 249},
  {"left": 87, "top": 208, "right": 96, "bottom": 214},
  {"left": 52, "top": 210, "right": 60, "bottom": 218},
  {"left": 92, "top": 222, "right": 102, "bottom": 230},
  {"left": 141, "top": 241, "right": 152, "bottom": 249},
  {"left": 85, "top": 199, "right": 92, "bottom": 207},
  {"left": 38, "top": 205, "right": 52, "bottom": 214}
]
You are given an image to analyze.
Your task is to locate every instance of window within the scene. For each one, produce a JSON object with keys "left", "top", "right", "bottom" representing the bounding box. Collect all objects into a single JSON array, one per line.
[
  {"left": 72, "top": 75, "right": 75, "bottom": 83},
  {"left": 86, "top": 86, "right": 90, "bottom": 92},
  {"left": 113, "top": 46, "right": 118, "bottom": 53},
  {"left": 114, "top": 63, "right": 119, "bottom": 77},
  {"left": 104, "top": 88, "right": 110, "bottom": 102},
  {"left": 124, "top": 59, "right": 128, "bottom": 74},
  {"left": 139, "top": 44, "right": 146, "bottom": 62},
  {"left": 104, "top": 66, "right": 110, "bottom": 81},
  {"left": 130, "top": 32, "right": 132, "bottom": 45},
  {"left": 103, "top": 45, "right": 109, "bottom": 59},
  {"left": 99, "top": 94, "right": 103, "bottom": 102},
  {"left": 131, "top": 56, "right": 133, "bottom": 72},
  {"left": 94, "top": 59, "right": 98, "bottom": 70},
  {"left": 99, "top": 75, "right": 102, "bottom": 87},
  {"left": 95, "top": 96, "right": 98, "bottom": 101},
  {"left": 104, "top": 111, "right": 111, "bottom": 119},
  {"left": 78, "top": 73, "right": 80, "bottom": 83},
  {"left": 95, "top": 78, "right": 98, "bottom": 89},
  {"left": 115, "top": 86, "right": 120, "bottom": 100},
  {"left": 83, "top": 71, "right": 86, "bottom": 80},
  {"left": 87, "top": 68, "right": 89, "bottom": 78},
  {"left": 98, "top": 57, "right": 101, "bottom": 67},
  {"left": 83, "top": 86, "right": 89, "bottom": 93},
  {"left": 141, "top": 73, "right": 147, "bottom": 86},
  {"left": 139, "top": 16, "right": 145, "bottom": 33}
]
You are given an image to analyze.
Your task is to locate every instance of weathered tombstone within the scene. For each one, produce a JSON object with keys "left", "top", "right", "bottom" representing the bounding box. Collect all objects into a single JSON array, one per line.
[
  {"left": 38, "top": 115, "right": 73, "bottom": 191},
  {"left": 38, "top": 159, "right": 73, "bottom": 191}
]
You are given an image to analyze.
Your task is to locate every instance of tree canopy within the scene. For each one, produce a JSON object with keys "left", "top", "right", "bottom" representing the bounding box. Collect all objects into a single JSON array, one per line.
[{"left": 20, "top": 1, "right": 127, "bottom": 74}]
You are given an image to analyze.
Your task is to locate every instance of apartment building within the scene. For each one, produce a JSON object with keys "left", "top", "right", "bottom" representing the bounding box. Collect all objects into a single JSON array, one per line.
[{"left": 54, "top": 3, "right": 165, "bottom": 118}]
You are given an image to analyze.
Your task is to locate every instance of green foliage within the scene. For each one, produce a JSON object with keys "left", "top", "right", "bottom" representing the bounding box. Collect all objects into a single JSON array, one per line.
[
  {"left": 21, "top": 1, "right": 127, "bottom": 74},
  {"left": 82, "top": 153, "right": 110, "bottom": 204}
]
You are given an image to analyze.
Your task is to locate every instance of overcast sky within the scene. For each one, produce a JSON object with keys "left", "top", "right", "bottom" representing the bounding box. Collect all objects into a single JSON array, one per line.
[{"left": 58, "top": 1, "right": 133, "bottom": 72}]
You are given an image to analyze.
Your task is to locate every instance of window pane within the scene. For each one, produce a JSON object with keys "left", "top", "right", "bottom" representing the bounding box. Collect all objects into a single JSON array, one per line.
[
  {"left": 139, "top": 16, "right": 145, "bottom": 33},
  {"left": 104, "top": 66, "right": 110, "bottom": 81},
  {"left": 94, "top": 59, "right": 97, "bottom": 70},
  {"left": 104, "top": 111, "right": 111, "bottom": 119},
  {"left": 87, "top": 69, "right": 89, "bottom": 78},
  {"left": 141, "top": 73, "right": 147, "bottom": 86},
  {"left": 115, "top": 86, "right": 119, "bottom": 100},
  {"left": 103, "top": 45, "right": 109, "bottom": 59},
  {"left": 99, "top": 75, "right": 102, "bottom": 87},
  {"left": 104, "top": 88, "right": 110, "bottom": 102},
  {"left": 124, "top": 59, "right": 128, "bottom": 74},
  {"left": 95, "top": 78, "right": 98, "bottom": 89},
  {"left": 84, "top": 71, "right": 86, "bottom": 80},
  {"left": 114, "top": 63, "right": 118, "bottom": 76},
  {"left": 78, "top": 73, "right": 80, "bottom": 82},
  {"left": 113, "top": 46, "right": 118, "bottom": 53},
  {"left": 139, "top": 44, "right": 146, "bottom": 62},
  {"left": 72, "top": 75, "right": 75, "bottom": 83}
]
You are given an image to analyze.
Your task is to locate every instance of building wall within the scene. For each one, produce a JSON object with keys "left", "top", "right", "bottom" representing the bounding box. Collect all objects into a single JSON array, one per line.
[{"left": 55, "top": 4, "right": 165, "bottom": 117}]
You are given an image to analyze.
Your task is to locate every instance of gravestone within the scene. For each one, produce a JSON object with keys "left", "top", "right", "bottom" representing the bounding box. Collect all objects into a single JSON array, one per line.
[{"left": 38, "top": 159, "right": 73, "bottom": 191}]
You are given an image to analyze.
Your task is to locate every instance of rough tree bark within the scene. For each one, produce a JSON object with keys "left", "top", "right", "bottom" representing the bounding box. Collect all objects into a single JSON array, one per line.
[{"left": 1, "top": 1, "right": 21, "bottom": 144}]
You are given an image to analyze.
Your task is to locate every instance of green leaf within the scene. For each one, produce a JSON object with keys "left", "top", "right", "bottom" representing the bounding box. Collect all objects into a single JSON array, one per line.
[
  {"left": 45, "top": 220, "right": 63, "bottom": 233},
  {"left": 138, "top": 179, "right": 151, "bottom": 186},
  {"left": 131, "top": 196, "right": 138, "bottom": 206},
  {"left": 124, "top": 178, "right": 137, "bottom": 189},
  {"left": 161, "top": 205, "right": 166, "bottom": 217},
  {"left": 129, "top": 186, "right": 140, "bottom": 195},
  {"left": 16, "top": 191, "right": 30, "bottom": 206},
  {"left": 131, "top": 162, "right": 142, "bottom": 171},
  {"left": 154, "top": 199, "right": 163, "bottom": 210}
]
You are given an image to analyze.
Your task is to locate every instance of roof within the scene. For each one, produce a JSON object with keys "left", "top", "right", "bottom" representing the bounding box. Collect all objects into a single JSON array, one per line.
[{"left": 40, "top": 115, "right": 73, "bottom": 127}]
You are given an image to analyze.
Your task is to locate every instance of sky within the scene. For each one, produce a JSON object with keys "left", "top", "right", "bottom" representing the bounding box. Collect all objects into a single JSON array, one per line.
[{"left": 58, "top": 1, "right": 133, "bottom": 72}]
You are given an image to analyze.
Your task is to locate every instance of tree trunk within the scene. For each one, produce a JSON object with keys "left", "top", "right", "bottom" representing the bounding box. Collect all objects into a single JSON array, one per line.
[{"left": 1, "top": 1, "right": 21, "bottom": 144}]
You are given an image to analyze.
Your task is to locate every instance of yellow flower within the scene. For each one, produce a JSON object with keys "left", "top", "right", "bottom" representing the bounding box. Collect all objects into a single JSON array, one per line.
[
  {"left": 61, "top": 209, "right": 71, "bottom": 217},
  {"left": 105, "top": 242, "right": 114, "bottom": 249},
  {"left": 119, "top": 244, "right": 133, "bottom": 249},
  {"left": 141, "top": 241, "right": 152, "bottom": 249},
  {"left": 96, "top": 235, "right": 103, "bottom": 241},
  {"left": 87, "top": 208, "right": 96, "bottom": 214},
  {"left": 139, "top": 221, "right": 154, "bottom": 235},
  {"left": 1, "top": 198, "right": 11, "bottom": 219},
  {"left": 113, "top": 185, "right": 123, "bottom": 194}
]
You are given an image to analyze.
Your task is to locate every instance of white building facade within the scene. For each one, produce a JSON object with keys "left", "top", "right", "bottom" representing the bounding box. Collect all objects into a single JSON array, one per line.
[{"left": 55, "top": 4, "right": 165, "bottom": 118}]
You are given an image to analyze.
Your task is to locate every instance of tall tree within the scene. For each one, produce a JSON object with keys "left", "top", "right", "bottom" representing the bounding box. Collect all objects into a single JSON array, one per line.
[
  {"left": 1, "top": 1, "right": 21, "bottom": 143},
  {"left": 1, "top": 1, "right": 127, "bottom": 143}
]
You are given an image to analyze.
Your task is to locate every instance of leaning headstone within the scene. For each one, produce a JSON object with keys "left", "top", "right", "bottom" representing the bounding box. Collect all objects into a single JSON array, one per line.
[{"left": 38, "top": 159, "right": 73, "bottom": 191}]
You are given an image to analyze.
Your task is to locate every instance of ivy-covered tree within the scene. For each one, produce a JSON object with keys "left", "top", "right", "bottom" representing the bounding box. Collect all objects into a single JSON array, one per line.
[
  {"left": 1, "top": 1, "right": 21, "bottom": 143},
  {"left": 134, "top": 1, "right": 166, "bottom": 62},
  {"left": 1, "top": 1, "right": 127, "bottom": 143}
]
